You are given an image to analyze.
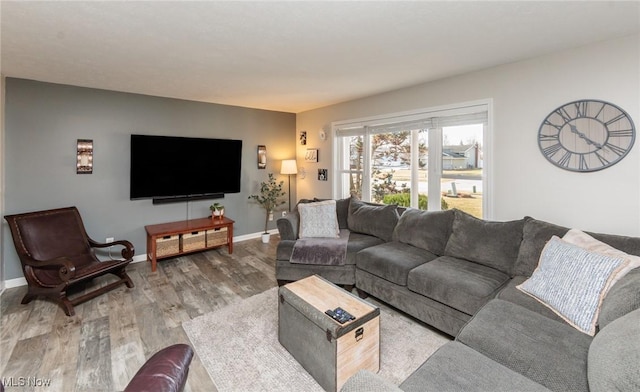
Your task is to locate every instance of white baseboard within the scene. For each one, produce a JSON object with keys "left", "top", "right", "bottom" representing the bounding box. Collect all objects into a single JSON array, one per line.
[{"left": 2, "top": 231, "right": 277, "bottom": 288}]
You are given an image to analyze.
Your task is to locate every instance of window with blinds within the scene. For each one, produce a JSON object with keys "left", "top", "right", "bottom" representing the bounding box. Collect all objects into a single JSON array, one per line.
[{"left": 333, "top": 101, "right": 490, "bottom": 218}]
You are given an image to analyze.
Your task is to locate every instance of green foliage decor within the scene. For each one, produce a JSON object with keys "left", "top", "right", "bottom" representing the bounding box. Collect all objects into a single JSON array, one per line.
[{"left": 248, "top": 173, "right": 286, "bottom": 233}]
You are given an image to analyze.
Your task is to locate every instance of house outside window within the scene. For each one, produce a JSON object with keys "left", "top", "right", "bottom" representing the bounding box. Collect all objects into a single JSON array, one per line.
[{"left": 333, "top": 100, "right": 490, "bottom": 218}]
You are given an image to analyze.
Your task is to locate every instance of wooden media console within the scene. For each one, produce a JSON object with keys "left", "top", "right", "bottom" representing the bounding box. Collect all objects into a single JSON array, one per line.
[{"left": 145, "top": 216, "right": 234, "bottom": 271}]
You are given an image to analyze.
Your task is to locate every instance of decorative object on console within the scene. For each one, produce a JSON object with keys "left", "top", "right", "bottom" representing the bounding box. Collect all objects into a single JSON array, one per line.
[
  {"left": 305, "top": 148, "right": 319, "bottom": 162},
  {"left": 248, "top": 173, "right": 286, "bottom": 243},
  {"left": 538, "top": 99, "right": 635, "bottom": 172},
  {"left": 280, "top": 159, "right": 298, "bottom": 211},
  {"left": 76, "top": 139, "right": 93, "bottom": 174},
  {"left": 209, "top": 202, "right": 224, "bottom": 220},
  {"left": 257, "top": 145, "right": 267, "bottom": 169}
]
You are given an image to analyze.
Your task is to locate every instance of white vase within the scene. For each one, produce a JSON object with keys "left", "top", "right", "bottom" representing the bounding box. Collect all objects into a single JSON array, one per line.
[
  {"left": 212, "top": 209, "right": 224, "bottom": 220},
  {"left": 261, "top": 233, "right": 270, "bottom": 243}
]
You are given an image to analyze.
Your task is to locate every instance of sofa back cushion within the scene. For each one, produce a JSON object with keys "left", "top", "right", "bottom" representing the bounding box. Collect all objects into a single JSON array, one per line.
[
  {"left": 598, "top": 268, "right": 640, "bottom": 330},
  {"left": 514, "top": 217, "right": 570, "bottom": 277},
  {"left": 347, "top": 198, "right": 399, "bottom": 242},
  {"left": 444, "top": 209, "right": 524, "bottom": 276},
  {"left": 515, "top": 217, "right": 640, "bottom": 277},
  {"left": 392, "top": 208, "right": 454, "bottom": 255},
  {"left": 588, "top": 307, "right": 640, "bottom": 392}
]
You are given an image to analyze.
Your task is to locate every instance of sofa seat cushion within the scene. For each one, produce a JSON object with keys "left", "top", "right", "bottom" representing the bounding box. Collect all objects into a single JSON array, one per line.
[
  {"left": 444, "top": 210, "right": 524, "bottom": 275},
  {"left": 400, "top": 342, "right": 551, "bottom": 392},
  {"left": 277, "top": 233, "right": 383, "bottom": 265},
  {"left": 407, "top": 256, "right": 510, "bottom": 315},
  {"left": 495, "top": 276, "right": 564, "bottom": 323},
  {"left": 457, "top": 299, "right": 592, "bottom": 392},
  {"left": 275, "top": 260, "right": 356, "bottom": 285},
  {"left": 356, "top": 242, "right": 438, "bottom": 286},
  {"left": 347, "top": 232, "right": 385, "bottom": 260}
]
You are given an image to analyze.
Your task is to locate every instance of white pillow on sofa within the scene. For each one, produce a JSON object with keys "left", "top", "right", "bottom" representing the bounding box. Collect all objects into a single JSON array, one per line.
[
  {"left": 563, "top": 229, "right": 640, "bottom": 294},
  {"left": 517, "top": 236, "right": 629, "bottom": 336},
  {"left": 298, "top": 200, "right": 340, "bottom": 238}
]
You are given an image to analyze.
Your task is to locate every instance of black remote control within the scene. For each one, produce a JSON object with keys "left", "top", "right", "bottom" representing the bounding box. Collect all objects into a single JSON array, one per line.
[{"left": 325, "top": 307, "right": 356, "bottom": 324}]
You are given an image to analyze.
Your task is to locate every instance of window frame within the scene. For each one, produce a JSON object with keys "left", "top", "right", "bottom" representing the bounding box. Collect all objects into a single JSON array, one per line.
[{"left": 332, "top": 99, "right": 493, "bottom": 218}]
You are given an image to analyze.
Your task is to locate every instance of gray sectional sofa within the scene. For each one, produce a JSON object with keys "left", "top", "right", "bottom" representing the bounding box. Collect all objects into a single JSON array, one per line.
[{"left": 276, "top": 197, "right": 640, "bottom": 391}]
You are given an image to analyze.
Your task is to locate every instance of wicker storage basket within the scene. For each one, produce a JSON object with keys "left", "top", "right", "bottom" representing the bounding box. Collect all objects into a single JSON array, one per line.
[
  {"left": 156, "top": 235, "right": 180, "bottom": 257},
  {"left": 182, "top": 231, "right": 206, "bottom": 252},
  {"left": 206, "top": 227, "right": 228, "bottom": 247}
]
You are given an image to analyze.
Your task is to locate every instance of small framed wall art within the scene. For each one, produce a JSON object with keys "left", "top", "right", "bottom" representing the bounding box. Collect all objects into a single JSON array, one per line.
[
  {"left": 318, "top": 169, "right": 328, "bottom": 181},
  {"left": 305, "top": 148, "right": 318, "bottom": 163},
  {"left": 300, "top": 131, "right": 307, "bottom": 145},
  {"left": 76, "top": 139, "right": 93, "bottom": 174}
]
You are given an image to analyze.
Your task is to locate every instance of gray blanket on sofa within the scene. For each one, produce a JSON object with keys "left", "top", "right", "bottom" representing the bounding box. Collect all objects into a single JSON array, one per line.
[{"left": 290, "top": 229, "right": 350, "bottom": 265}]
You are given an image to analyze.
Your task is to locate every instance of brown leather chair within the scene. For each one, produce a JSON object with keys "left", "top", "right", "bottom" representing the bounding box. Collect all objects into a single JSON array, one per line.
[
  {"left": 4, "top": 206, "right": 134, "bottom": 316},
  {"left": 124, "top": 344, "right": 194, "bottom": 392}
]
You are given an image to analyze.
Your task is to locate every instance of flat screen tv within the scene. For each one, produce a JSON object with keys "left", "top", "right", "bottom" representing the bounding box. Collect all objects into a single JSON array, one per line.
[{"left": 130, "top": 134, "right": 242, "bottom": 203}]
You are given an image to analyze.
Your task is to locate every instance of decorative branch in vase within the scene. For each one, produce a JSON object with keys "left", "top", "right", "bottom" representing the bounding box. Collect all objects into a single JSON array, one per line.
[{"left": 248, "top": 173, "right": 286, "bottom": 243}]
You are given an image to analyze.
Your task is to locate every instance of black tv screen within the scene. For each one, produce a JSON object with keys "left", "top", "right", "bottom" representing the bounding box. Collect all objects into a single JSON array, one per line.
[{"left": 130, "top": 134, "right": 242, "bottom": 202}]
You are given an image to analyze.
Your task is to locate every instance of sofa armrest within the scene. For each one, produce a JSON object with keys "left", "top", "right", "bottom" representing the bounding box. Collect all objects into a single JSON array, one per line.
[
  {"left": 124, "top": 344, "right": 194, "bottom": 392},
  {"left": 340, "top": 370, "right": 403, "bottom": 392},
  {"left": 277, "top": 212, "right": 299, "bottom": 240}
]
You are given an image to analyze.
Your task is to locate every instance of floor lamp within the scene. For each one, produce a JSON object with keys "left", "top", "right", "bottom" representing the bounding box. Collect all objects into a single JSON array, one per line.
[{"left": 280, "top": 159, "right": 298, "bottom": 211}]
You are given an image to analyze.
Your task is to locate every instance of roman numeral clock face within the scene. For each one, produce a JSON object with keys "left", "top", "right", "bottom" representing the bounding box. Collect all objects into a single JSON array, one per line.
[{"left": 538, "top": 100, "right": 635, "bottom": 172}]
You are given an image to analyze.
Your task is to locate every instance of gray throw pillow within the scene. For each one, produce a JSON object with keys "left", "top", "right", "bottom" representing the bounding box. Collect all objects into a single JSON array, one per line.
[
  {"left": 315, "top": 197, "right": 350, "bottom": 229},
  {"left": 392, "top": 208, "right": 454, "bottom": 255},
  {"left": 347, "top": 198, "right": 399, "bottom": 242},
  {"left": 444, "top": 209, "right": 524, "bottom": 275}
]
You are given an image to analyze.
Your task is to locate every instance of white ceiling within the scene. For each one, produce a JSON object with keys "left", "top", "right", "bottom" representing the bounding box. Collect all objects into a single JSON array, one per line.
[{"left": 2, "top": 1, "right": 639, "bottom": 113}]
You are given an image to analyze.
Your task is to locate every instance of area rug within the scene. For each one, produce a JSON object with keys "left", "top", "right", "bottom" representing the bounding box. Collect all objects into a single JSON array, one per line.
[{"left": 182, "top": 287, "right": 449, "bottom": 392}]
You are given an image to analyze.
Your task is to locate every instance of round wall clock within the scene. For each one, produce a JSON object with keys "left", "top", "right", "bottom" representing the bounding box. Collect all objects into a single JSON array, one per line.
[{"left": 538, "top": 99, "right": 635, "bottom": 172}]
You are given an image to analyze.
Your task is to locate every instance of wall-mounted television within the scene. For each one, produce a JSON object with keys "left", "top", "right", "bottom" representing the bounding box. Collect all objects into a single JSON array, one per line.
[{"left": 130, "top": 134, "right": 242, "bottom": 203}]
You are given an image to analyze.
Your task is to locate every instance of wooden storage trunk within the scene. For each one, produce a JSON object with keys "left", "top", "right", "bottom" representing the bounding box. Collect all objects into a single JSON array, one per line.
[
  {"left": 156, "top": 235, "right": 180, "bottom": 257},
  {"left": 278, "top": 275, "right": 380, "bottom": 392},
  {"left": 206, "top": 226, "right": 228, "bottom": 247},
  {"left": 181, "top": 231, "right": 206, "bottom": 252}
]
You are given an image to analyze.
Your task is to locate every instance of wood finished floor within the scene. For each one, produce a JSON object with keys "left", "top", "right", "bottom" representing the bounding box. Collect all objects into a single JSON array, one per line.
[{"left": 1, "top": 236, "right": 279, "bottom": 392}]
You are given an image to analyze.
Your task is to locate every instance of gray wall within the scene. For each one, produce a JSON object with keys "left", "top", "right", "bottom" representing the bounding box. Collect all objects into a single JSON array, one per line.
[{"left": 3, "top": 78, "right": 296, "bottom": 280}]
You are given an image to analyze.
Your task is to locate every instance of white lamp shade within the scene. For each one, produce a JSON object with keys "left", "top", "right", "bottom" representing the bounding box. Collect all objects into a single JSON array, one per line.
[{"left": 281, "top": 159, "right": 298, "bottom": 175}]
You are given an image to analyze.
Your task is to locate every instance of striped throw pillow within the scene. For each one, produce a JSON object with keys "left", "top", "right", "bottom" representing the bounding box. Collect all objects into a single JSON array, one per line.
[{"left": 517, "top": 236, "right": 628, "bottom": 335}]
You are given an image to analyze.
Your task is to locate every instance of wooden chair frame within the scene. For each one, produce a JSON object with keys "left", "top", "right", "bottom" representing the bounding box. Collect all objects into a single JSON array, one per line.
[{"left": 4, "top": 206, "right": 135, "bottom": 316}]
